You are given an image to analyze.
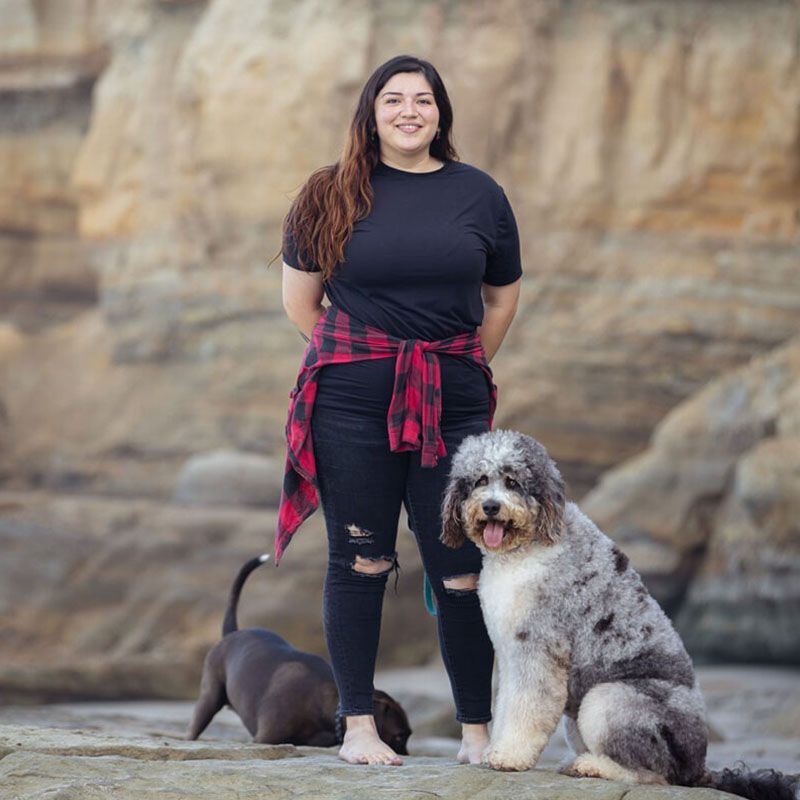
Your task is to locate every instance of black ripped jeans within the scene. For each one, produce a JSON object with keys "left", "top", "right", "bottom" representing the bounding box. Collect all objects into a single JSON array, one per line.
[{"left": 310, "top": 402, "right": 494, "bottom": 724}]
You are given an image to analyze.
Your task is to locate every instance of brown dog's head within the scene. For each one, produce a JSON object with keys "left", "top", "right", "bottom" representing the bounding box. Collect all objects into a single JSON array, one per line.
[
  {"left": 372, "top": 689, "right": 412, "bottom": 755},
  {"left": 441, "top": 430, "right": 565, "bottom": 555}
]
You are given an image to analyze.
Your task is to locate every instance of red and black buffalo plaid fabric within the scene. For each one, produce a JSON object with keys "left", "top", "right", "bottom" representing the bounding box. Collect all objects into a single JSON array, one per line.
[{"left": 274, "top": 305, "right": 497, "bottom": 564}]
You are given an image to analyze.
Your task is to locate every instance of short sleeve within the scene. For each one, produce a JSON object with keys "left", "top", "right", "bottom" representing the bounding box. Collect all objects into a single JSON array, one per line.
[
  {"left": 282, "top": 225, "right": 321, "bottom": 273},
  {"left": 483, "top": 189, "right": 522, "bottom": 286}
]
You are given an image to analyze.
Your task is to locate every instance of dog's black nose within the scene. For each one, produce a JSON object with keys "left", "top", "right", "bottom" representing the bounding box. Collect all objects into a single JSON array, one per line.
[{"left": 482, "top": 500, "right": 501, "bottom": 517}]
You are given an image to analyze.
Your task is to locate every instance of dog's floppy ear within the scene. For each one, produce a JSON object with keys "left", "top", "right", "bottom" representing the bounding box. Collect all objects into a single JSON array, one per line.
[
  {"left": 536, "top": 470, "right": 565, "bottom": 545},
  {"left": 522, "top": 436, "right": 566, "bottom": 545},
  {"left": 373, "top": 689, "right": 408, "bottom": 723},
  {"left": 372, "top": 689, "right": 411, "bottom": 754},
  {"left": 440, "top": 475, "right": 467, "bottom": 548}
]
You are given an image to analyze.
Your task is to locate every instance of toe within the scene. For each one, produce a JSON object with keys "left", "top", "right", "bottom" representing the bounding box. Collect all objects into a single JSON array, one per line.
[{"left": 339, "top": 749, "right": 368, "bottom": 765}]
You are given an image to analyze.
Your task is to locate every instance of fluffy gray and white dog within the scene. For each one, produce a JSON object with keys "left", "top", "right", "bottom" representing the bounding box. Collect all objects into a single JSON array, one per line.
[{"left": 441, "top": 430, "right": 799, "bottom": 800}]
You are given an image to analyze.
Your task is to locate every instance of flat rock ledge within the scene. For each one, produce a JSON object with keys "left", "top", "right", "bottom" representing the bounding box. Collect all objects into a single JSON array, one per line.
[{"left": 0, "top": 725, "right": 732, "bottom": 800}]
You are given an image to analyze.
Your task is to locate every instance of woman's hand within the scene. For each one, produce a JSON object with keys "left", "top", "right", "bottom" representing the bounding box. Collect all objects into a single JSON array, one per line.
[
  {"left": 478, "top": 277, "right": 521, "bottom": 363},
  {"left": 282, "top": 262, "right": 326, "bottom": 341}
]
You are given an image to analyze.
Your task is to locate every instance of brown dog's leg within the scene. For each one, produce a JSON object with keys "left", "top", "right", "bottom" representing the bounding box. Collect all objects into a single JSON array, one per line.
[{"left": 187, "top": 652, "right": 227, "bottom": 740}]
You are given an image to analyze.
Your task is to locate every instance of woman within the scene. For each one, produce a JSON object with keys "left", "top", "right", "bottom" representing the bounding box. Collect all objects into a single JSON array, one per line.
[{"left": 278, "top": 54, "right": 522, "bottom": 766}]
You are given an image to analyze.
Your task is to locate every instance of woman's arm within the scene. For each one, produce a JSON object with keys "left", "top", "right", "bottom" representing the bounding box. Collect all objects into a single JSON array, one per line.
[
  {"left": 282, "top": 262, "right": 326, "bottom": 341},
  {"left": 478, "top": 277, "right": 521, "bottom": 363}
]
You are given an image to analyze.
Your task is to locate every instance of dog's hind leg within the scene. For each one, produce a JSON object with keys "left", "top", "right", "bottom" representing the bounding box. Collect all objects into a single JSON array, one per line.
[
  {"left": 563, "top": 680, "right": 706, "bottom": 785},
  {"left": 187, "top": 656, "right": 228, "bottom": 740},
  {"left": 253, "top": 720, "right": 283, "bottom": 745},
  {"left": 559, "top": 682, "right": 665, "bottom": 783},
  {"left": 561, "top": 752, "right": 666, "bottom": 784}
]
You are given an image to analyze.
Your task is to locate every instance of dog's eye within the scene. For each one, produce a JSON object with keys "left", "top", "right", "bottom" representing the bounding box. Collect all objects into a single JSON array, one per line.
[
  {"left": 505, "top": 477, "right": 519, "bottom": 490},
  {"left": 475, "top": 475, "right": 488, "bottom": 487}
]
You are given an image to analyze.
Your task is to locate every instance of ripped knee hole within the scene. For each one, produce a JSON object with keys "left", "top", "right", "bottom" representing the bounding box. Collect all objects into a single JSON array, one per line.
[
  {"left": 346, "top": 524, "right": 373, "bottom": 540},
  {"left": 352, "top": 554, "right": 396, "bottom": 576},
  {"left": 442, "top": 574, "right": 479, "bottom": 593}
]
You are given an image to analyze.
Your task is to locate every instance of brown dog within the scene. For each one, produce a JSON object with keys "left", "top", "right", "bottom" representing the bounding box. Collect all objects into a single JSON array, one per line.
[{"left": 187, "top": 555, "right": 411, "bottom": 752}]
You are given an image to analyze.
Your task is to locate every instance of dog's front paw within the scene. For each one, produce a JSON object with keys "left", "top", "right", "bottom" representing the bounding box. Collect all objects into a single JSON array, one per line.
[{"left": 481, "top": 744, "right": 537, "bottom": 772}]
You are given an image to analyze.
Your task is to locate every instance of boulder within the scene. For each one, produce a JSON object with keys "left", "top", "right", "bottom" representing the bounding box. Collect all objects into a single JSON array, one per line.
[
  {"left": 0, "top": 723, "right": 740, "bottom": 800},
  {"left": 173, "top": 449, "right": 283, "bottom": 508},
  {"left": 583, "top": 338, "right": 800, "bottom": 663}
]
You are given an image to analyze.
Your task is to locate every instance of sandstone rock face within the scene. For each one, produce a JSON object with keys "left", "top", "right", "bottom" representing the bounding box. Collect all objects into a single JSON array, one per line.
[
  {"left": 583, "top": 338, "right": 800, "bottom": 663},
  {"left": 1, "top": 745, "right": 730, "bottom": 800},
  {"left": 1, "top": 0, "right": 799, "bottom": 694},
  {"left": 2, "top": 0, "right": 799, "bottom": 498},
  {"left": 0, "top": 0, "right": 105, "bottom": 333},
  {"left": 0, "top": 489, "right": 435, "bottom": 703}
]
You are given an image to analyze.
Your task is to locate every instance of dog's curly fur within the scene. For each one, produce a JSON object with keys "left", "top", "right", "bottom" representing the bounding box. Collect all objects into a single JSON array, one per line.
[{"left": 441, "top": 430, "right": 799, "bottom": 800}]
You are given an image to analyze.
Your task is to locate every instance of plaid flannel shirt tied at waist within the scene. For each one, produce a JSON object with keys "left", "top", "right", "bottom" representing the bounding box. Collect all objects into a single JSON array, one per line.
[{"left": 274, "top": 305, "right": 497, "bottom": 564}]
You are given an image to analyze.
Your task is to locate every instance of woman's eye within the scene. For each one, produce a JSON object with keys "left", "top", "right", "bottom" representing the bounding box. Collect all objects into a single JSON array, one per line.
[
  {"left": 476, "top": 476, "right": 488, "bottom": 487},
  {"left": 384, "top": 97, "right": 432, "bottom": 104},
  {"left": 505, "top": 477, "right": 519, "bottom": 490}
]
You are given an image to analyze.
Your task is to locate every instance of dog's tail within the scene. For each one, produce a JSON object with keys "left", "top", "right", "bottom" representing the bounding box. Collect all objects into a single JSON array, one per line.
[
  {"left": 222, "top": 554, "right": 270, "bottom": 637},
  {"left": 695, "top": 765, "right": 799, "bottom": 800}
]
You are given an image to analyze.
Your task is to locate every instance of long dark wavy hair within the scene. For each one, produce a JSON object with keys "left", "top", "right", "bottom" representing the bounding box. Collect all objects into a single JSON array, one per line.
[{"left": 275, "top": 54, "right": 459, "bottom": 280}]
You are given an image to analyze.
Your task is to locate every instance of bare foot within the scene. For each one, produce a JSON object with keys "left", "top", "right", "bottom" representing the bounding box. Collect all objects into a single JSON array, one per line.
[
  {"left": 457, "top": 722, "right": 490, "bottom": 764},
  {"left": 338, "top": 714, "right": 402, "bottom": 766}
]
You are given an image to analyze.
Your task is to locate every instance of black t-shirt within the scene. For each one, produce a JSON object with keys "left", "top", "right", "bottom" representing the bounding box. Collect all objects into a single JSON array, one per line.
[{"left": 283, "top": 159, "right": 523, "bottom": 420}]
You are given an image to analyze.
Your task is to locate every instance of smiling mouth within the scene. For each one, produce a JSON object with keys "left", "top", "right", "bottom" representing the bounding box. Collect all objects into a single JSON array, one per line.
[
  {"left": 481, "top": 519, "right": 510, "bottom": 548},
  {"left": 397, "top": 124, "right": 421, "bottom": 133}
]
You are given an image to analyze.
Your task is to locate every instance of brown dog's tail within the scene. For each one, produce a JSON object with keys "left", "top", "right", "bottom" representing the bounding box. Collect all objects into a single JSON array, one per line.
[
  {"left": 222, "top": 554, "right": 270, "bottom": 637},
  {"left": 696, "top": 766, "right": 799, "bottom": 800}
]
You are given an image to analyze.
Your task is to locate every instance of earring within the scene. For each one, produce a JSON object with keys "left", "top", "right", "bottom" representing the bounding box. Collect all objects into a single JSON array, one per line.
[{"left": 436, "top": 128, "right": 441, "bottom": 139}]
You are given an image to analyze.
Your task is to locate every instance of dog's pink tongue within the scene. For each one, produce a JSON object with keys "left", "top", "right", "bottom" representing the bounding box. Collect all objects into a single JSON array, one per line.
[{"left": 483, "top": 521, "right": 505, "bottom": 548}]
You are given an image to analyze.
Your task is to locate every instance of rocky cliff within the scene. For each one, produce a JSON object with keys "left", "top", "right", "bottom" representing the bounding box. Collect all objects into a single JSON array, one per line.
[
  {"left": 2, "top": 0, "right": 798, "bottom": 496},
  {"left": 1, "top": 0, "right": 798, "bottom": 698}
]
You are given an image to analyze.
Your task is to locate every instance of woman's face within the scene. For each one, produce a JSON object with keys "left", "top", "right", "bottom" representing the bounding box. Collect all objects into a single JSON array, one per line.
[{"left": 373, "top": 71, "right": 440, "bottom": 163}]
